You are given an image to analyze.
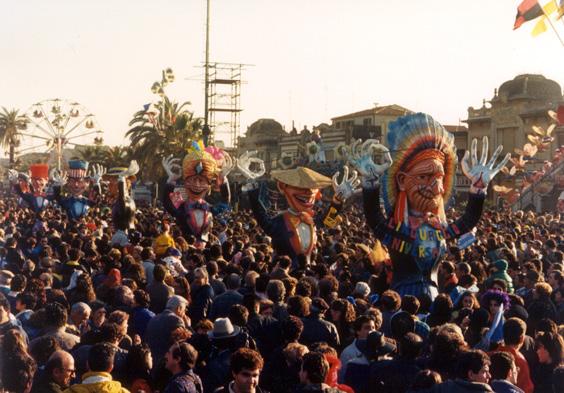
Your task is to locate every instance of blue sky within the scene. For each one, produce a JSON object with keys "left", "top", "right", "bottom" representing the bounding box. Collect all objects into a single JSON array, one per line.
[{"left": 1, "top": 0, "right": 563, "bottom": 150}]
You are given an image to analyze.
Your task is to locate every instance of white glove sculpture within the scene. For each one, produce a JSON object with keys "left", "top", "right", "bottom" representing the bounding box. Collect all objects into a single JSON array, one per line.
[
  {"left": 332, "top": 165, "right": 361, "bottom": 202},
  {"left": 89, "top": 164, "right": 107, "bottom": 185},
  {"left": 236, "top": 151, "right": 266, "bottom": 192},
  {"left": 461, "top": 136, "right": 510, "bottom": 195},
  {"left": 51, "top": 170, "right": 68, "bottom": 187},
  {"left": 162, "top": 155, "right": 181, "bottom": 184},
  {"left": 346, "top": 139, "right": 393, "bottom": 187},
  {"left": 8, "top": 169, "right": 21, "bottom": 183},
  {"left": 221, "top": 152, "right": 235, "bottom": 178}
]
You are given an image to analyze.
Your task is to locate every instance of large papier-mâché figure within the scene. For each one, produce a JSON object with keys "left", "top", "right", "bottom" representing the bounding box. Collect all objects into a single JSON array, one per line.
[
  {"left": 347, "top": 113, "right": 510, "bottom": 300},
  {"left": 162, "top": 142, "right": 233, "bottom": 249},
  {"left": 8, "top": 164, "right": 51, "bottom": 212},
  {"left": 51, "top": 159, "right": 105, "bottom": 220},
  {"left": 237, "top": 151, "right": 359, "bottom": 266}
]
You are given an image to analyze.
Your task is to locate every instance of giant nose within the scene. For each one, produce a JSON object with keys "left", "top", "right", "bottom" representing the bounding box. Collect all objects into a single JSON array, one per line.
[{"left": 430, "top": 178, "right": 444, "bottom": 195}]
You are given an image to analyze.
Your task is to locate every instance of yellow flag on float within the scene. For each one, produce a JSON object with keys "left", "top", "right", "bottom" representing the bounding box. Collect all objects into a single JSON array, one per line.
[{"left": 531, "top": 1, "right": 559, "bottom": 36}]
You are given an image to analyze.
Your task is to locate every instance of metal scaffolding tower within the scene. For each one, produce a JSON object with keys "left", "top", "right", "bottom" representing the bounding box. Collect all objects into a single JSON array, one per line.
[{"left": 206, "top": 63, "right": 247, "bottom": 147}]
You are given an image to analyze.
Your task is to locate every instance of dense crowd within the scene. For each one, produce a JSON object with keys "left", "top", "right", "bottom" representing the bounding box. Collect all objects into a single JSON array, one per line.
[{"left": 0, "top": 187, "right": 562, "bottom": 393}]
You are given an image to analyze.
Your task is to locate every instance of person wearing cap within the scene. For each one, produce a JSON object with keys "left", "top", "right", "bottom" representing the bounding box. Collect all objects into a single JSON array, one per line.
[
  {"left": 485, "top": 259, "right": 514, "bottom": 294},
  {"left": 236, "top": 151, "right": 359, "bottom": 267},
  {"left": 51, "top": 159, "right": 105, "bottom": 220},
  {"left": 8, "top": 163, "right": 52, "bottom": 212},
  {"left": 347, "top": 113, "right": 510, "bottom": 300},
  {"left": 162, "top": 247, "right": 188, "bottom": 278},
  {"left": 161, "top": 142, "right": 232, "bottom": 249}
]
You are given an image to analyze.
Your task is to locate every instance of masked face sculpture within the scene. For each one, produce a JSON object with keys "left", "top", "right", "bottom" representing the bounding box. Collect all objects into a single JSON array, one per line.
[
  {"left": 29, "top": 164, "right": 49, "bottom": 195},
  {"left": 182, "top": 149, "right": 217, "bottom": 201},
  {"left": 67, "top": 160, "right": 90, "bottom": 196},
  {"left": 277, "top": 183, "right": 320, "bottom": 214},
  {"left": 67, "top": 177, "right": 88, "bottom": 196},
  {"left": 396, "top": 155, "right": 446, "bottom": 217}
]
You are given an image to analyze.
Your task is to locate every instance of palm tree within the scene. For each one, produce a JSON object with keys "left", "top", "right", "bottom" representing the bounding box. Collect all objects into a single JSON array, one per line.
[
  {"left": 126, "top": 69, "right": 202, "bottom": 181},
  {"left": 103, "top": 145, "right": 130, "bottom": 168},
  {"left": 78, "top": 145, "right": 106, "bottom": 165},
  {"left": 0, "top": 108, "right": 28, "bottom": 168}
]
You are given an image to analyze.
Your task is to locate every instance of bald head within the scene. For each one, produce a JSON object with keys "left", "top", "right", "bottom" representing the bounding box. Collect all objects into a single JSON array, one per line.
[{"left": 47, "top": 350, "right": 75, "bottom": 388}]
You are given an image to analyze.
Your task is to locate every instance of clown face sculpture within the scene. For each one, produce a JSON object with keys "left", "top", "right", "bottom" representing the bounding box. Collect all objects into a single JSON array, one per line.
[
  {"left": 29, "top": 164, "right": 49, "bottom": 195},
  {"left": 277, "top": 183, "right": 320, "bottom": 215},
  {"left": 67, "top": 160, "right": 90, "bottom": 197}
]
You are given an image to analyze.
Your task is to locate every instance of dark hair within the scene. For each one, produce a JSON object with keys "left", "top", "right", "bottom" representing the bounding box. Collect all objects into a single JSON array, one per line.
[
  {"left": 230, "top": 348, "right": 264, "bottom": 374},
  {"left": 401, "top": 295, "right": 420, "bottom": 315},
  {"left": 380, "top": 290, "right": 401, "bottom": 312},
  {"left": 400, "top": 332, "right": 423, "bottom": 360},
  {"left": 2, "top": 354, "right": 36, "bottom": 393},
  {"left": 88, "top": 343, "right": 116, "bottom": 372},
  {"left": 16, "top": 292, "right": 37, "bottom": 310},
  {"left": 11, "top": 274, "right": 27, "bottom": 292},
  {"left": 125, "top": 344, "right": 152, "bottom": 382},
  {"left": 410, "top": 369, "right": 442, "bottom": 391},
  {"left": 29, "top": 336, "right": 60, "bottom": 366},
  {"left": 0, "top": 292, "right": 10, "bottom": 312},
  {"left": 301, "top": 352, "right": 329, "bottom": 384},
  {"left": 44, "top": 302, "right": 68, "bottom": 328},
  {"left": 134, "top": 289, "right": 150, "bottom": 308},
  {"left": 353, "top": 315, "right": 373, "bottom": 333},
  {"left": 170, "top": 342, "right": 198, "bottom": 371},
  {"left": 282, "top": 316, "right": 304, "bottom": 342},
  {"left": 490, "top": 351, "right": 514, "bottom": 380},
  {"left": 153, "top": 264, "right": 167, "bottom": 282},
  {"left": 456, "top": 350, "right": 490, "bottom": 380},
  {"left": 503, "top": 318, "right": 526, "bottom": 346},
  {"left": 99, "top": 322, "right": 121, "bottom": 344},
  {"left": 536, "top": 331, "right": 564, "bottom": 365},
  {"left": 287, "top": 296, "right": 309, "bottom": 318},
  {"left": 228, "top": 304, "right": 249, "bottom": 327},
  {"left": 224, "top": 273, "right": 241, "bottom": 290}
]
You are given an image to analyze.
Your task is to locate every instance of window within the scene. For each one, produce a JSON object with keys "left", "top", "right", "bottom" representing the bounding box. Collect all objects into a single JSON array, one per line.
[{"left": 363, "top": 118, "right": 372, "bottom": 126}]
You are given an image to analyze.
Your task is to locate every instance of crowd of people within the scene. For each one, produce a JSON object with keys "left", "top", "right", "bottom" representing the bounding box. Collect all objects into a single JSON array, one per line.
[{"left": 0, "top": 178, "right": 563, "bottom": 393}]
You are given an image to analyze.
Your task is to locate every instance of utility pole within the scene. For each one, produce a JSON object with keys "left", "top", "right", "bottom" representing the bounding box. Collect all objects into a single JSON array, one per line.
[{"left": 202, "top": 0, "right": 211, "bottom": 146}]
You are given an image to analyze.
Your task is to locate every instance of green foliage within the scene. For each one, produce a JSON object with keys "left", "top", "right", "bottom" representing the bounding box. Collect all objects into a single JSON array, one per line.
[
  {"left": 126, "top": 68, "right": 202, "bottom": 181},
  {"left": 0, "top": 107, "right": 27, "bottom": 168}
]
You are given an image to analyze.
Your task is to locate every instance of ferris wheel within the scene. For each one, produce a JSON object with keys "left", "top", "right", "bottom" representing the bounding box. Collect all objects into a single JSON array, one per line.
[{"left": 20, "top": 99, "right": 103, "bottom": 170}]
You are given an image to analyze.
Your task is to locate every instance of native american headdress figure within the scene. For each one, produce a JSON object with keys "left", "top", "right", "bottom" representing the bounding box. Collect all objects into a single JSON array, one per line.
[{"left": 381, "top": 113, "right": 458, "bottom": 225}]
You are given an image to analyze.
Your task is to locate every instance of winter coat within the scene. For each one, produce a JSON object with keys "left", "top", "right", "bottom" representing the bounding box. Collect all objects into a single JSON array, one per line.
[
  {"left": 484, "top": 259, "right": 514, "bottom": 293},
  {"left": 431, "top": 379, "right": 493, "bottom": 393},
  {"left": 64, "top": 372, "right": 129, "bottom": 393}
]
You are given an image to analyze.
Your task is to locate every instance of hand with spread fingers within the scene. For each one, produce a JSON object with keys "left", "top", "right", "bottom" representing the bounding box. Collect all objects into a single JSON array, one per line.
[
  {"left": 221, "top": 152, "right": 235, "bottom": 178},
  {"left": 89, "top": 164, "right": 106, "bottom": 185},
  {"left": 236, "top": 150, "right": 266, "bottom": 180},
  {"left": 332, "top": 165, "right": 361, "bottom": 203},
  {"left": 8, "top": 169, "right": 21, "bottom": 183},
  {"left": 461, "top": 136, "right": 510, "bottom": 194},
  {"left": 51, "top": 170, "right": 68, "bottom": 187},
  {"left": 346, "top": 139, "right": 393, "bottom": 186},
  {"left": 162, "top": 155, "right": 181, "bottom": 184}
]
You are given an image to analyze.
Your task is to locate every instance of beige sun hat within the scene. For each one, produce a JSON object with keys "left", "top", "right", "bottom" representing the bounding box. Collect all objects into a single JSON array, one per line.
[{"left": 271, "top": 166, "right": 332, "bottom": 189}]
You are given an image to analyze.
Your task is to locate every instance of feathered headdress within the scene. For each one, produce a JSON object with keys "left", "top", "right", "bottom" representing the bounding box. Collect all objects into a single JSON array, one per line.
[
  {"left": 183, "top": 140, "right": 218, "bottom": 180},
  {"left": 381, "top": 113, "right": 457, "bottom": 224}
]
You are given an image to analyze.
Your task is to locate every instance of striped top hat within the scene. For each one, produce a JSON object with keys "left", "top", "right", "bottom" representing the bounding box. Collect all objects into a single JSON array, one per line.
[{"left": 68, "top": 160, "right": 89, "bottom": 179}]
